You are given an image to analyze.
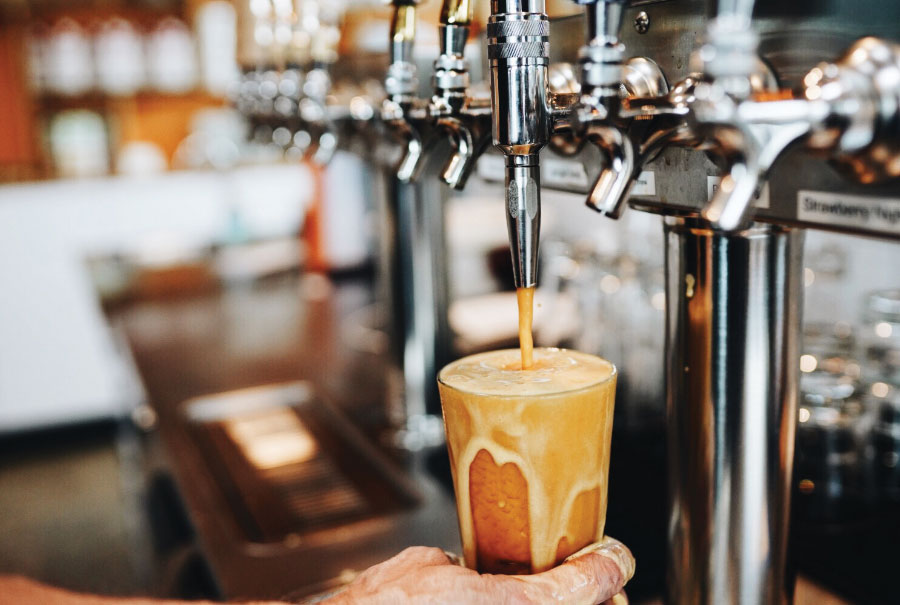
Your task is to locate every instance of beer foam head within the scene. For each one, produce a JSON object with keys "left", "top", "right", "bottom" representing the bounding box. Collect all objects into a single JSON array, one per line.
[{"left": 439, "top": 348, "right": 615, "bottom": 397}]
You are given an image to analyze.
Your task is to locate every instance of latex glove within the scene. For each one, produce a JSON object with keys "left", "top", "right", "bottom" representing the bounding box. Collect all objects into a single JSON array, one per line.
[{"left": 321, "top": 536, "right": 635, "bottom": 605}]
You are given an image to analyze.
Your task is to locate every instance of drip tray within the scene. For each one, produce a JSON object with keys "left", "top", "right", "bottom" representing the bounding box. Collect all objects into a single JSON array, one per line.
[{"left": 183, "top": 382, "right": 421, "bottom": 544}]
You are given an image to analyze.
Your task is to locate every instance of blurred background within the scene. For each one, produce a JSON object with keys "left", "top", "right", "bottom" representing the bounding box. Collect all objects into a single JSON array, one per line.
[{"left": 0, "top": 1, "right": 897, "bottom": 604}]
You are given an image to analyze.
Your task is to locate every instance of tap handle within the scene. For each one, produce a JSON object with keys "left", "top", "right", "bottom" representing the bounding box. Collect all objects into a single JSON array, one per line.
[
  {"left": 434, "top": 0, "right": 474, "bottom": 108},
  {"left": 714, "top": 0, "right": 757, "bottom": 22},
  {"left": 582, "top": 0, "right": 627, "bottom": 44},
  {"left": 506, "top": 157, "right": 542, "bottom": 289},
  {"left": 441, "top": 0, "right": 473, "bottom": 26},
  {"left": 577, "top": 0, "right": 627, "bottom": 100},
  {"left": 439, "top": 0, "right": 473, "bottom": 57},
  {"left": 387, "top": 1, "right": 419, "bottom": 99},
  {"left": 390, "top": 0, "right": 418, "bottom": 63},
  {"left": 695, "top": 0, "right": 761, "bottom": 100}
]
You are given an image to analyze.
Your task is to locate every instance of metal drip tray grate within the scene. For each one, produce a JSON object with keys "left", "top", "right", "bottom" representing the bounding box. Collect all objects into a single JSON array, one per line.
[{"left": 183, "top": 382, "right": 420, "bottom": 544}]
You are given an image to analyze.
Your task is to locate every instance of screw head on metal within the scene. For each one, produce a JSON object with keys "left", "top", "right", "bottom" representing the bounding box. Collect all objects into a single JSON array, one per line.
[{"left": 634, "top": 11, "right": 650, "bottom": 35}]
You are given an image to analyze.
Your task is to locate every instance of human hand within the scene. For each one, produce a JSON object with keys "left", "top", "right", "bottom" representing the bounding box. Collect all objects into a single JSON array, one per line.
[{"left": 320, "top": 536, "right": 635, "bottom": 605}]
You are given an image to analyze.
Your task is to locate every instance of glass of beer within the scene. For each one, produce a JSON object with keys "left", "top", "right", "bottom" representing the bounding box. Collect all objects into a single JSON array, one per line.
[{"left": 437, "top": 347, "right": 617, "bottom": 574}]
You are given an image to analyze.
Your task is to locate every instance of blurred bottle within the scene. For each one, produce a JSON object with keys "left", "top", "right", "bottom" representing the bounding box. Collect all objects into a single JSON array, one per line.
[
  {"left": 26, "top": 23, "right": 48, "bottom": 94},
  {"left": 49, "top": 110, "right": 110, "bottom": 178},
  {"left": 44, "top": 18, "right": 94, "bottom": 96},
  {"left": 94, "top": 17, "right": 146, "bottom": 96},
  {"left": 146, "top": 18, "right": 198, "bottom": 94},
  {"left": 196, "top": 1, "right": 240, "bottom": 96},
  {"left": 303, "top": 151, "right": 373, "bottom": 272}
]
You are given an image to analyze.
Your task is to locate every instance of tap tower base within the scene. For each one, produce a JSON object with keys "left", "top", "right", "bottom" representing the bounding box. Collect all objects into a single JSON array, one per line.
[{"left": 664, "top": 218, "right": 803, "bottom": 605}]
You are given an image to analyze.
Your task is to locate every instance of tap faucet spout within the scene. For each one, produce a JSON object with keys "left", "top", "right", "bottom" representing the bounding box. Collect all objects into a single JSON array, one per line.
[
  {"left": 437, "top": 105, "right": 493, "bottom": 189},
  {"left": 584, "top": 124, "right": 635, "bottom": 218}
]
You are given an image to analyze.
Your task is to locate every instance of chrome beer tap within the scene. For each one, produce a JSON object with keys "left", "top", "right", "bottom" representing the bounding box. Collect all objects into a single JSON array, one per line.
[
  {"left": 294, "top": 0, "right": 343, "bottom": 164},
  {"left": 566, "top": 1, "right": 774, "bottom": 222},
  {"left": 694, "top": 34, "right": 900, "bottom": 230},
  {"left": 430, "top": 0, "right": 493, "bottom": 190},
  {"left": 568, "top": 0, "right": 633, "bottom": 219},
  {"left": 563, "top": 1, "right": 790, "bottom": 225},
  {"left": 485, "top": 0, "right": 679, "bottom": 287},
  {"left": 379, "top": 0, "right": 454, "bottom": 449},
  {"left": 382, "top": 0, "right": 441, "bottom": 182},
  {"left": 686, "top": 0, "right": 790, "bottom": 231},
  {"left": 384, "top": 0, "right": 493, "bottom": 188}
]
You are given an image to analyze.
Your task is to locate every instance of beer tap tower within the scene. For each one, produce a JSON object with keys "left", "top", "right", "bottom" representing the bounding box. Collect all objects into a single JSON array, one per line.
[
  {"left": 381, "top": 0, "right": 456, "bottom": 449},
  {"left": 233, "top": 0, "right": 340, "bottom": 162},
  {"left": 480, "top": 1, "right": 900, "bottom": 604},
  {"left": 234, "top": 0, "right": 899, "bottom": 599}
]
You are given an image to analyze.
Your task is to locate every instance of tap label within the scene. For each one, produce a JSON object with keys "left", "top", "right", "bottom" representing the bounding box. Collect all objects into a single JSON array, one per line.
[
  {"left": 631, "top": 171, "right": 656, "bottom": 197},
  {"left": 543, "top": 158, "right": 589, "bottom": 190},
  {"left": 798, "top": 190, "right": 900, "bottom": 235},
  {"left": 708, "top": 176, "right": 770, "bottom": 209}
]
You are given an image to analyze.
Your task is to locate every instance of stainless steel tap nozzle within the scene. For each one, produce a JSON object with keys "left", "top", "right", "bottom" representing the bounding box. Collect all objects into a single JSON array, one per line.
[{"left": 488, "top": 0, "right": 550, "bottom": 288}]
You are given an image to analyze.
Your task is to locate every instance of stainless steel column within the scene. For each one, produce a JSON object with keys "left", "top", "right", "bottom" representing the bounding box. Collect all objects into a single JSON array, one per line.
[
  {"left": 381, "top": 167, "right": 451, "bottom": 449},
  {"left": 664, "top": 217, "right": 803, "bottom": 605}
]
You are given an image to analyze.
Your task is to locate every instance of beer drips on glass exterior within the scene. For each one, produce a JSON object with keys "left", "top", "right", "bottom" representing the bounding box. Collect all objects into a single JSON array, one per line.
[{"left": 438, "top": 348, "right": 617, "bottom": 574}]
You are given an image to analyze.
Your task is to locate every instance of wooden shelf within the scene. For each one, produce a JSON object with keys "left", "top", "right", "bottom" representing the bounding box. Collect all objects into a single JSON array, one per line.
[{"left": 34, "top": 90, "right": 225, "bottom": 113}]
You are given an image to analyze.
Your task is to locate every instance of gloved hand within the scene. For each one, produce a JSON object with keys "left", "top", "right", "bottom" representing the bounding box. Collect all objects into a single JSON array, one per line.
[{"left": 321, "top": 536, "right": 635, "bottom": 605}]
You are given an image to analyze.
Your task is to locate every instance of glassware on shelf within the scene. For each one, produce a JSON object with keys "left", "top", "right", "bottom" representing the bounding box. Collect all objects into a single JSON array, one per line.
[
  {"left": 803, "top": 239, "right": 850, "bottom": 325},
  {"left": 794, "top": 325, "right": 877, "bottom": 524},
  {"left": 860, "top": 290, "right": 900, "bottom": 386},
  {"left": 869, "top": 382, "right": 900, "bottom": 503},
  {"left": 858, "top": 290, "right": 900, "bottom": 503},
  {"left": 538, "top": 211, "right": 666, "bottom": 431},
  {"left": 196, "top": 1, "right": 240, "bottom": 96}
]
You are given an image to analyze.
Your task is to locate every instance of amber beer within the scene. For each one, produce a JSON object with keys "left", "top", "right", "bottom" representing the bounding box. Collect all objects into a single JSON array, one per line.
[{"left": 438, "top": 347, "right": 617, "bottom": 574}]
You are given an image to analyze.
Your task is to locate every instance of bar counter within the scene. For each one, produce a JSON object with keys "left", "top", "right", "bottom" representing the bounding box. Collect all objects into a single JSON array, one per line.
[{"left": 108, "top": 269, "right": 460, "bottom": 602}]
